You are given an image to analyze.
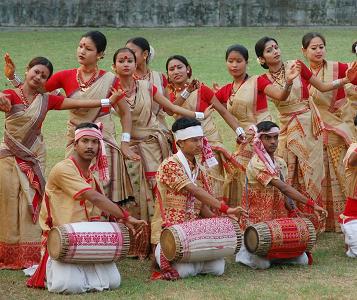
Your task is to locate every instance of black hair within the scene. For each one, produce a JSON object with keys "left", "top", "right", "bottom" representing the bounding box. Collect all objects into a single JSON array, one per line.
[
  {"left": 352, "top": 41, "right": 357, "bottom": 54},
  {"left": 354, "top": 114, "right": 357, "bottom": 126},
  {"left": 165, "top": 55, "right": 192, "bottom": 78},
  {"left": 256, "top": 121, "right": 280, "bottom": 133},
  {"left": 75, "top": 122, "right": 99, "bottom": 131},
  {"left": 112, "top": 47, "right": 137, "bottom": 64},
  {"left": 81, "top": 31, "right": 107, "bottom": 53},
  {"left": 226, "top": 44, "right": 249, "bottom": 61},
  {"left": 255, "top": 37, "right": 278, "bottom": 69},
  {"left": 172, "top": 117, "right": 201, "bottom": 133},
  {"left": 302, "top": 32, "right": 326, "bottom": 49},
  {"left": 28, "top": 57, "right": 54, "bottom": 79},
  {"left": 126, "top": 37, "right": 151, "bottom": 63}
]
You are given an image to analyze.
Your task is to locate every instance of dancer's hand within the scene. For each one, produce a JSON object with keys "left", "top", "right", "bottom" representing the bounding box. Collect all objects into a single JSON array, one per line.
[
  {"left": 285, "top": 60, "right": 301, "bottom": 84},
  {"left": 203, "top": 104, "right": 214, "bottom": 119},
  {"left": 4, "top": 53, "right": 16, "bottom": 79},
  {"left": 110, "top": 87, "right": 126, "bottom": 106},
  {"left": 187, "top": 79, "right": 200, "bottom": 93},
  {"left": 121, "top": 143, "right": 141, "bottom": 161},
  {"left": 0, "top": 92, "right": 11, "bottom": 112},
  {"left": 346, "top": 61, "right": 357, "bottom": 83},
  {"left": 212, "top": 82, "right": 221, "bottom": 93}
]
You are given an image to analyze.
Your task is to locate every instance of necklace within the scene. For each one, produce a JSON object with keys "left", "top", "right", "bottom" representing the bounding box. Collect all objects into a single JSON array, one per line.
[
  {"left": 269, "top": 64, "right": 286, "bottom": 87},
  {"left": 310, "top": 61, "right": 325, "bottom": 78},
  {"left": 76, "top": 67, "right": 98, "bottom": 91},
  {"left": 133, "top": 70, "right": 151, "bottom": 81},
  {"left": 229, "top": 77, "right": 247, "bottom": 106},
  {"left": 18, "top": 85, "right": 38, "bottom": 107},
  {"left": 120, "top": 80, "right": 137, "bottom": 110}
]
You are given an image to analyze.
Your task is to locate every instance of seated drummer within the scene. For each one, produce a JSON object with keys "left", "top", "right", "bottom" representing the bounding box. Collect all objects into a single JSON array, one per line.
[
  {"left": 151, "top": 117, "right": 247, "bottom": 280},
  {"left": 339, "top": 115, "right": 357, "bottom": 257},
  {"left": 236, "top": 121, "right": 326, "bottom": 269},
  {"left": 27, "top": 122, "right": 146, "bottom": 293}
]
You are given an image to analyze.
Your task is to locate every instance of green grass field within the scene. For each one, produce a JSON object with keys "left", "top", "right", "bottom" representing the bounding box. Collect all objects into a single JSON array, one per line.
[{"left": 0, "top": 27, "right": 356, "bottom": 299}]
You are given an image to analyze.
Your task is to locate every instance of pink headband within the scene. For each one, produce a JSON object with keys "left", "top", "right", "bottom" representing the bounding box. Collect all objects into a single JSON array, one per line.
[{"left": 74, "top": 123, "right": 109, "bottom": 184}]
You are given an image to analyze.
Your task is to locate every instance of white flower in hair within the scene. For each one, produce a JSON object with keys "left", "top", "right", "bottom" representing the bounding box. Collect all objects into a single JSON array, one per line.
[{"left": 148, "top": 45, "right": 155, "bottom": 64}]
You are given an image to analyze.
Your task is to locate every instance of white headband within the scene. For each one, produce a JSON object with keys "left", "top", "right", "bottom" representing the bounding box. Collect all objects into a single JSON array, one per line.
[
  {"left": 258, "top": 126, "right": 280, "bottom": 137},
  {"left": 174, "top": 125, "right": 204, "bottom": 141}
]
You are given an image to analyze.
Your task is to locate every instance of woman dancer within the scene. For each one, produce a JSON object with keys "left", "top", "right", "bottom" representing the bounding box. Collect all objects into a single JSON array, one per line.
[
  {"left": 0, "top": 56, "right": 121, "bottom": 269},
  {"left": 301, "top": 32, "right": 357, "bottom": 231},
  {"left": 4, "top": 31, "right": 136, "bottom": 203},
  {"left": 166, "top": 55, "right": 248, "bottom": 202},
  {"left": 126, "top": 37, "right": 169, "bottom": 131},
  {"left": 112, "top": 48, "right": 212, "bottom": 258},
  {"left": 255, "top": 36, "right": 357, "bottom": 228}
]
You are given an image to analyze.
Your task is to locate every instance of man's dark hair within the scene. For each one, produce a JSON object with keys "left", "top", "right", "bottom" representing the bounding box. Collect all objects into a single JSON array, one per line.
[
  {"left": 256, "top": 121, "right": 279, "bottom": 133},
  {"left": 75, "top": 122, "right": 99, "bottom": 131},
  {"left": 354, "top": 114, "right": 357, "bottom": 126},
  {"left": 172, "top": 117, "right": 201, "bottom": 132}
]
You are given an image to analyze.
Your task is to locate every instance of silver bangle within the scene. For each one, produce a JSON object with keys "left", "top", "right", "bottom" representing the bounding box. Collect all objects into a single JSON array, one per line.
[
  {"left": 235, "top": 127, "right": 245, "bottom": 137},
  {"left": 7, "top": 73, "right": 22, "bottom": 88},
  {"left": 332, "top": 79, "right": 342, "bottom": 89},
  {"left": 195, "top": 112, "right": 204, "bottom": 120},
  {"left": 121, "top": 132, "right": 131, "bottom": 143},
  {"left": 180, "top": 89, "right": 190, "bottom": 100},
  {"left": 101, "top": 98, "right": 111, "bottom": 107}
]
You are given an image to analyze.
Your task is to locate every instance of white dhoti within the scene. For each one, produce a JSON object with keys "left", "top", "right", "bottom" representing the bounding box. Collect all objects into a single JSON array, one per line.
[
  {"left": 341, "top": 220, "right": 357, "bottom": 258},
  {"left": 236, "top": 244, "right": 308, "bottom": 269},
  {"left": 46, "top": 258, "right": 121, "bottom": 294},
  {"left": 155, "top": 243, "right": 225, "bottom": 278}
]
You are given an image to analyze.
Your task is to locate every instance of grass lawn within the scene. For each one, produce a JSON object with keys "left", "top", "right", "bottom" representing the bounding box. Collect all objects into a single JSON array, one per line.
[{"left": 0, "top": 27, "right": 356, "bottom": 299}]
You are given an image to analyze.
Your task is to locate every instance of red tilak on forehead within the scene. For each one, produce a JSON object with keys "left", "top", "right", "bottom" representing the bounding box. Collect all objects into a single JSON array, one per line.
[{"left": 123, "top": 55, "right": 128, "bottom": 59}]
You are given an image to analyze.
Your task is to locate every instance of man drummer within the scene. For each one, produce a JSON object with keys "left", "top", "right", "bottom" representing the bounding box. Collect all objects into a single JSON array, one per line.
[
  {"left": 27, "top": 122, "right": 146, "bottom": 293},
  {"left": 151, "top": 117, "right": 247, "bottom": 280},
  {"left": 236, "top": 121, "right": 326, "bottom": 269},
  {"left": 339, "top": 115, "right": 357, "bottom": 257}
]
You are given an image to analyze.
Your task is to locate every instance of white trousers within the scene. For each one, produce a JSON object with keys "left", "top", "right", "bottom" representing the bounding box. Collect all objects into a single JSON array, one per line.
[
  {"left": 341, "top": 220, "right": 357, "bottom": 258},
  {"left": 236, "top": 244, "right": 308, "bottom": 269},
  {"left": 46, "top": 258, "right": 121, "bottom": 294},
  {"left": 155, "top": 243, "right": 225, "bottom": 278}
]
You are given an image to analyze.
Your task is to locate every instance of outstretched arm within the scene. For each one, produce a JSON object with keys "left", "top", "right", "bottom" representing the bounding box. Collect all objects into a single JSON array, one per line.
[
  {"left": 270, "top": 178, "right": 326, "bottom": 215},
  {"left": 183, "top": 182, "right": 247, "bottom": 218},
  {"left": 309, "top": 61, "right": 357, "bottom": 92}
]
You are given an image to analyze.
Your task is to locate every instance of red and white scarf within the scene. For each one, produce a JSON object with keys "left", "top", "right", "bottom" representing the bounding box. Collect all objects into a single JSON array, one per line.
[
  {"left": 248, "top": 124, "right": 280, "bottom": 175},
  {"left": 174, "top": 125, "right": 218, "bottom": 168},
  {"left": 74, "top": 122, "right": 109, "bottom": 184}
]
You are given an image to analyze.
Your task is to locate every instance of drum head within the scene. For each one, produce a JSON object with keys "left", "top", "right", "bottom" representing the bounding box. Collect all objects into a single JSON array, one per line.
[
  {"left": 160, "top": 228, "right": 177, "bottom": 261},
  {"left": 244, "top": 227, "right": 259, "bottom": 253},
  {"left": 47, "top": 228, "right": 61, "bottom": 259}
]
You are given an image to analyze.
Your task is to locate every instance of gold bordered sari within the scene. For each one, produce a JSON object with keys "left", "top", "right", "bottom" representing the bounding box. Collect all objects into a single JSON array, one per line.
[
  {"left": 124, "top": 80, "right": 171, "bottom": 258},
  {"left": 0, "top": 94, "right": 50, "bottom": 269},
  {"left": 310, "top": 61, "right": 357, "bottom": 231},
  {"left": 65, "top": 72, "right": 133, "bottom": 203},
  {"left": 225, "top": 76, "right": 272, "bottom": 207}
]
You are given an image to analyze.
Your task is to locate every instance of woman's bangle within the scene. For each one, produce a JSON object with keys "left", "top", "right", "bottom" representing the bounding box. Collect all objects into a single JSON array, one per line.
[
  {"left": 101, "top": 98, "right": 111, "bottom": 107},
  {"left": 7, "top": 73, "right": 22, "bottom": 88},
  {"left": 332, "top": 79, "right": 343, "bottom": 88},
  {"left": 235, "top": 127, "right": 245, "bottom": 137},
  {"left": 121, "top": 132, "right": 131, "bottom": 143},
  {"left": 220, "top": 202, "right": 229, "bottom": 214},
  {"left": 195, "top": 112, "right": 204, "bottom": 120},
  {"left": 180, "top": 89, "right": 190, "bottom": 100}
]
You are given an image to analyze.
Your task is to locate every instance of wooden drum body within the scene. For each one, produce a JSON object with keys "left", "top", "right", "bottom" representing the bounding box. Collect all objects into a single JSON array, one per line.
[
  {"left": 244, "top": 217, "right": 316, "bottom": 259},
  {"left": 160, "top": 217, "right": 242, "bottom": 263},
  {"left": 48, "top": 222, "right": 130, "bottom": 263}
]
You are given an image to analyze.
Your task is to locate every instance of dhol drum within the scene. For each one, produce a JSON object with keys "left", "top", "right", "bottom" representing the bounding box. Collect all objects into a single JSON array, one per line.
[
  {"left": 244, "top": 217, "right": 316, "bottom": 259},
  {"left": 160, "top": 217, "right": 242, "bottom": 263},
  {"left": 48, "top": 222, "right": 130, "bottom": 263}
]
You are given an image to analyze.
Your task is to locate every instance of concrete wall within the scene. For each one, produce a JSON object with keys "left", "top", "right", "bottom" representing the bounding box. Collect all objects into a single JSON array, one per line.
[{"left": 0, "top": 0, "right": 356, "bottom": 27}]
